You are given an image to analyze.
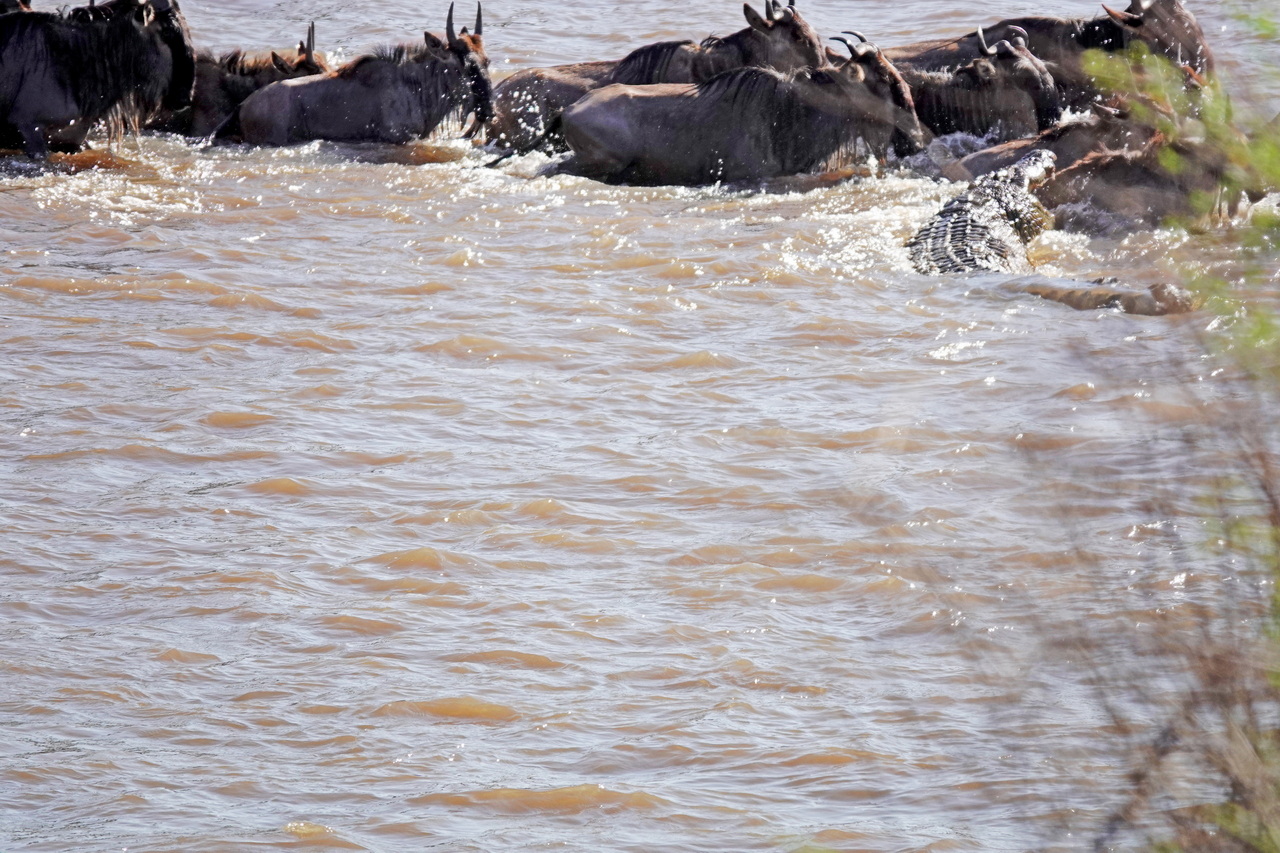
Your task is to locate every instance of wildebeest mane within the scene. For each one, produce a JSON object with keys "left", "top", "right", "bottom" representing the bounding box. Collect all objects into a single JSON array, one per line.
[
  {"left": 216, "top": 48, "right": 283, "bottom": 76},
  {"left": 337, "top": 42, "right": 435, "bottom": 77},
  {"left": 608, "top": 39, "right": 695, "bottom": 85},
  {"left": 697, "top": 30, "right": 751, "bottom": 65}
]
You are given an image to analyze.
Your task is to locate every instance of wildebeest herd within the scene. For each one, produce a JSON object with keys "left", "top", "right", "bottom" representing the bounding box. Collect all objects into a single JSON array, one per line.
[{"left": 0, "top": 0, "right": 1262, "bottom": 309}]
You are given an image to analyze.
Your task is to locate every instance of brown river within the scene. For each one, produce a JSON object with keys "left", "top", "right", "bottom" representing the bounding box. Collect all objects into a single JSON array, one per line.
[{"left": 3, "top": 1, "right": 1279, "bottom": 850}]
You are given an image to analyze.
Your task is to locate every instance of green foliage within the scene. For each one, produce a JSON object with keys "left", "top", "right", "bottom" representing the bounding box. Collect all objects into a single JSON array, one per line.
[{"left": 1067, "top": 11, "right": 1280, "bottom": 853}]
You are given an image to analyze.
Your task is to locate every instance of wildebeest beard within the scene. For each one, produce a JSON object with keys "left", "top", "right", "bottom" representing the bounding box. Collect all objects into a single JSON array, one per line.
[
  {"left": 61, "top": 0, "right": 196, "bottom": 113},
  {"left": 0, "top": 3, "right": 194, "bottom": 155},
  {"left": 462, "top": 54, "right": 494, "bottom": 126}
]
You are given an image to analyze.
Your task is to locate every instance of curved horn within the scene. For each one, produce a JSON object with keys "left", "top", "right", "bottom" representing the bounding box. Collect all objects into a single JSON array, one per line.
[
  {"left": 829, "top": 35, "right": 856, "bottom": 58},
  {"left": 446, "top": 1, "right": 457, "bottom": 43},
  {"left": 764, "top": 0, "right": 778, "bottom": 22},
  {"left": 842, "top": 30, "right": 868, "bottom": 43},
  {"left": 1006, "top": 25, "right": 1029, "bottom": 45},
  {"left": 474, "top": 2, "right": 482, "bottom": 36},
  {"left": 1102, "top": 4, "right": 1143, "bottom": 26},
  {"left": 976, "top": 25, "right": 996, "bottom": 55}
]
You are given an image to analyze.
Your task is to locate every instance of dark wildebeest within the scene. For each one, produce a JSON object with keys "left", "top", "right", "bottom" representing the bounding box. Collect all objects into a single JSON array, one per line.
[
  {"left": 155, "top": 22, "right": 329, "bottom": 137},
  {"left": 0, "top": 0, "right": 195, "bottom": 158},
  {"left": 1035, "top": 134, "right": 1261, "bottom": 230},
  {"left": 954, "top": 103, "right": 1160, "bottom": 179},
  {"left": 548, "top": 37, "right": 924, "bottom": 186},
  {"left": 902, "top": 27, "right": 1062, "bottom": 142},
  {"left": 235, "top": 4, "right": 491, "bottom": 147},
  {"left": 486, "top": 0, "right": 826, "bottom": 155},
  {"left": 884, "top": 0, "right": 1213, "bottom": 110}
]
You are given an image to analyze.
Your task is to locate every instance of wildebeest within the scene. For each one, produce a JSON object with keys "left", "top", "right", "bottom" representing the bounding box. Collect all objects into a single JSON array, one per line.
[
  {"left": 903, "top": 27, "right": 1062, "bottom": 142},
  {"left": 884, "top": 0, "right": 1213, "bottom": 109},
  {"left": 234, "top": 4, "right": 491, "bottom": 147},
  {"left": 1035, "top": 134, "right": 1258, "bottom": 230},
  {"left": 486, "top": 0, "right": 826, "bottom": 155},
  {"left": 156, "top": 22, "right": 329, "bottom": 137},
  {"left": 954, "top": 103, "right": 1159, "bottom": 178},
  {"left": 548, "top": 37, "right": 924, "bottom": 186},
  {"left": 0, "top": 0, "right": 195, "bottom": 158}
]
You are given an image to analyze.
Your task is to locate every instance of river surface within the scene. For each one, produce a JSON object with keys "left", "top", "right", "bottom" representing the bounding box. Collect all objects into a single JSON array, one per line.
[{"left": 2, "top": 1, "right": 1279, "bottom": 851}]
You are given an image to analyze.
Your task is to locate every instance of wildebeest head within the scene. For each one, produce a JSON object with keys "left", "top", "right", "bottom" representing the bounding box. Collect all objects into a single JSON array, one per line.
[
  {"left": 832, "top": 33, "right": 925, "bottom": 156},
  {"left": 149, "top": 0, "right": 196, "bottom": 110},
  {"left": 270, "top": 21, "right": 328, "bottom": 77},
  {"left": 67, "top": 0, "right": 196, "bottom": 110},
  {"left": 1100, "top": 0, "right": 1213, "bottom": 76},
  {"left": 430, "top": 1, "right": 492, "bottom": 124},
  {"left": 960, "top": 27, "right": 1062, "bottom": 131},
  {"left": 740, "top": 0, "right": 826, "bottom": 74}
]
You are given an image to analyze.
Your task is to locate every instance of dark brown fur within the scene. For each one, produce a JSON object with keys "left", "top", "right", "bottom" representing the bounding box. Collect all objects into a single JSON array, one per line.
[
  {"left": 885, "top": 0, "right": 1213, "bottom": 109},
  {"left": 551, "top": 45, "right": 923, "bottom": 186},
  {"left": 0, "top": 0, "right": 195, "bottom": 157},
  {"left": 906, "top": 39, "right": 1061, "bottom": 142},
  {"left": 154, "top": 26, "right": 328, "bottom": 136},
  {"left": 486, "top": 0, "right": 826, "bottom": 154},
  {"left": 234, "top": 6, "right": 491, "bottom": 147}
]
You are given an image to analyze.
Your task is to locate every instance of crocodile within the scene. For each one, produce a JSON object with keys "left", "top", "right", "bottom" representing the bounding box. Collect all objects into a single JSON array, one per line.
[
  {"left": 905, "top": 149, "right": 1196, "bottom": 315},
  {"left": 907, "top": 150, "right": 1057, "bottom": 275}
]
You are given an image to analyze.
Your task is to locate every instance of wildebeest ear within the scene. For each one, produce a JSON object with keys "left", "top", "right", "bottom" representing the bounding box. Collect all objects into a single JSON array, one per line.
[
  {"left": 271, "top": 52, "right": 292, "bottom": 73},
  {"left": 743, "top": 2, "right": 770, "bottom": 32},
  {"left": 423, "top": 31, "right": 448, "bottom": 54}
]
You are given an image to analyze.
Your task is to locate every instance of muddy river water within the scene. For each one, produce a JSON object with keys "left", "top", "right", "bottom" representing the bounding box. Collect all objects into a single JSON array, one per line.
[{"left": 2, "top": 0, "right": 1279, "bottom": 850}]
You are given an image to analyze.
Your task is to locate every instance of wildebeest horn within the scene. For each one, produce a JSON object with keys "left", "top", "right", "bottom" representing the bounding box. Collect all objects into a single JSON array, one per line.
[
  {"left": 976, "top": 25, "right": 997, "bottom": 55},
  {"left": 1102, "top": 4, "right": 1143, "bottom": 26},
  {"left": 446, "top": 1, "right": 457, "bottom": 43},
  {"left": 839, "top": 38, "right": 880, "bottom": 60},
  {"left": 1006, "top": 25, "right": 1029, "bottom": 45},
  {"left": 830, "top": 35, "right": 856, "bottom": 58},
  {"left": 474, "top": 3, "right": 482, "bottom": 36},
  {"left": 842, "top": 30, "right": 868, "bottom": 43},
  {"left": 764, "top": 0, "right": 777, "bottom": 22},
  {"left": 307, "top": 22, "right": 315, "bottom": 56}
]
